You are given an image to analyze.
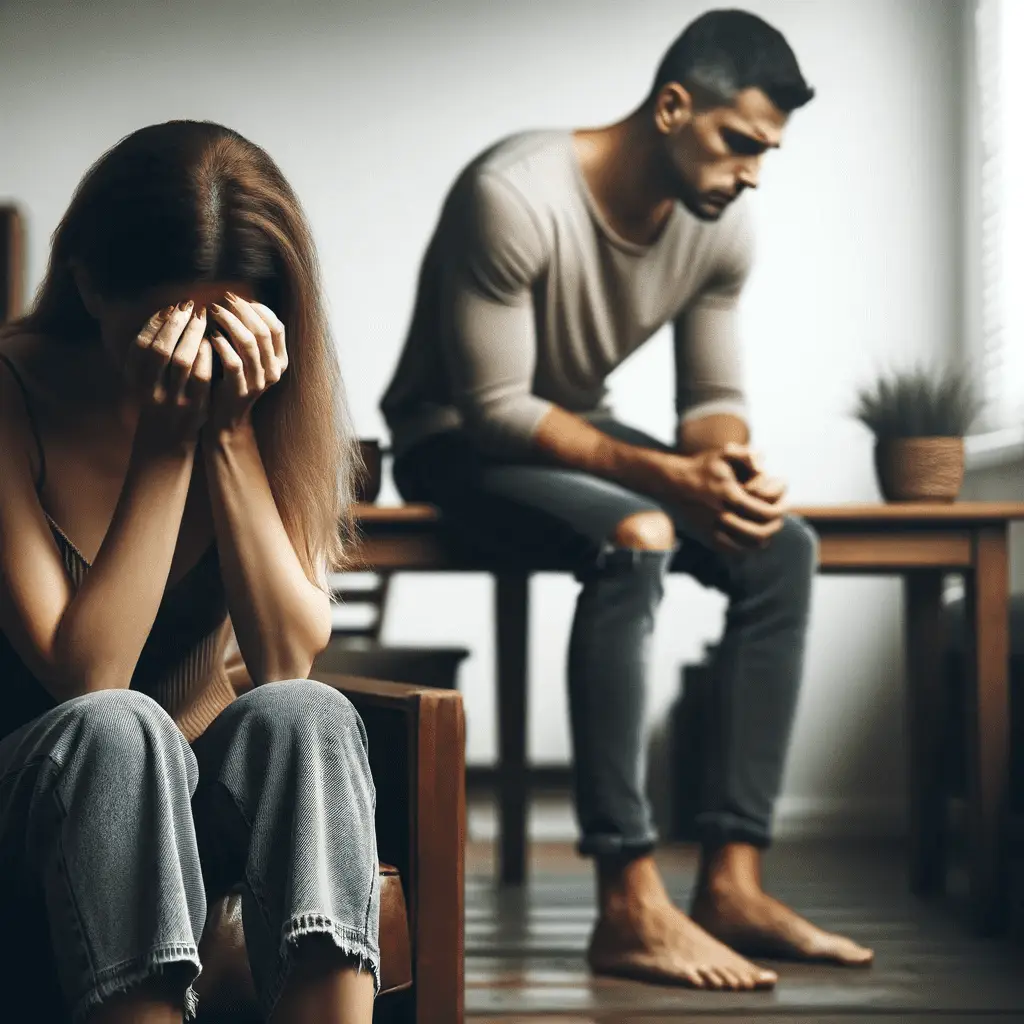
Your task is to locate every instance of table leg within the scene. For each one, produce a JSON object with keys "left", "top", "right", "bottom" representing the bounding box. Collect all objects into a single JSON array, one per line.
[
  {"left": 496, "top": 573, "right": 529, "bottom": 886},
  {"left": 904, "top": 570, "right": 948, "bottom": 895},
  {"left": 964, "top": 525, "right": 1011, "bottom": 934}
]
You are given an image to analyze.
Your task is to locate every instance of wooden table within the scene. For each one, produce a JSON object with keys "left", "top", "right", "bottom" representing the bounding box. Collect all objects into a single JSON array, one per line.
[{"left": 350, "top": 501, "right": 1024, "bottom": 933}]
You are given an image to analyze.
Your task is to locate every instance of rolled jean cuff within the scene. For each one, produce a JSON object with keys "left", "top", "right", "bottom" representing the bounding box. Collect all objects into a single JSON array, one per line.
[
  {"left": 73, "top": 944, "right": 202, "bottom": 1024},
  {"left": 576, "top": 830, "right": 659, "bottom": 860},
  {"left": 266, "top": 914, "right": 381, "bottom": 1016},
  {"left": 695, "top": 811, "right": 771, "bottom": 850}
]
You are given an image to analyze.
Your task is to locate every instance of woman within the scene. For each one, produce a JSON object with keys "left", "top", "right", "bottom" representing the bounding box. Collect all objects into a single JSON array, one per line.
[{"left": 0, "top": 121, "right": 378, "bottom": 1024}]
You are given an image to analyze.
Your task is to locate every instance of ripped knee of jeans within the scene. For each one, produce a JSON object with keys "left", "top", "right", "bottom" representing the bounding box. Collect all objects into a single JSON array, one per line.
[
  {"left": 577, "top": 542, "right": 678, "bottom": 583},
  {"left": 609, "top": 510, "right": 676, "bottom": 551}
]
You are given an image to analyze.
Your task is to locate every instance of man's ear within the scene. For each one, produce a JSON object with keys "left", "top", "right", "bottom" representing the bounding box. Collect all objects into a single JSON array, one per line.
[
  {"left": 70, "top": 261, "right": 102, "bottom": 318},
  {"left": 653, "top": 82, "right": 695, "bottom": 135}
]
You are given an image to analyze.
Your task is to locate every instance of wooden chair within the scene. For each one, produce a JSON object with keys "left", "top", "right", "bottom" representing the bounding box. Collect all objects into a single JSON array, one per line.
[
  {"left": 12, "top": 673, "right": 466, "bottom": 1024},
  {"left": 318, "top": 571, "right": 470, "bottom": 690},
  {"left": 197, "top": 672, "right": 466, "bottom": 1024}
]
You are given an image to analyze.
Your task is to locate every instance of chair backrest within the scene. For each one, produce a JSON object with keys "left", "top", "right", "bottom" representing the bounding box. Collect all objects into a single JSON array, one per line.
[
  {"left": 0, "top": 205, "right": 24, "bottom": 324},
  {"left": 328, "top": 571, "right": 392, "bottom": 642}
]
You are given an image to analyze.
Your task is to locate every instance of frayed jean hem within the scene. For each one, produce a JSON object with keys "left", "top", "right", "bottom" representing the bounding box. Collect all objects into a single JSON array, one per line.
[
  {"left": 71, "top": 944, "right": 202, "bottom": 1024},
  {"left": 263, "top": 914, "right": 381, "bottom": 1017}
]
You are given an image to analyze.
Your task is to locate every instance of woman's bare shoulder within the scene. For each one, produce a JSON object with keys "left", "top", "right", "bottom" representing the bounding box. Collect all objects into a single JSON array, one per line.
[
  {"left": 0, "top": 331, "right": 43, "bottom": 473},
  {"left": 0, "top": 330, "right": 83, "bottom": 455},
  {"left": 0, "top": 329, "right": 51, "bottom": 380},
  {"left": 0, "top": 328, "right": 88, "bottom": 403},
  {"left": 0, "top": 325, "right": 38, "bottom": 356}
]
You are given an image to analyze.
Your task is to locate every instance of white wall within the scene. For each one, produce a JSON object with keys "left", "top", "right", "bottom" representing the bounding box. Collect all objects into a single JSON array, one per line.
[{"left": 0, "top": 0, "right": 966, "bottom": 837}]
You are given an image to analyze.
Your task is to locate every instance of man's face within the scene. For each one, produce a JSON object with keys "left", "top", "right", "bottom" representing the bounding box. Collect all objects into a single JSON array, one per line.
[{"left": 658, "top": 86, "right": 788, "bottom": 221}]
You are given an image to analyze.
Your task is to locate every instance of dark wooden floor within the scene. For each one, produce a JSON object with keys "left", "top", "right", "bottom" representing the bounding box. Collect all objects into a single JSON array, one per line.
[{"left": 464, "top": 813, "right": 1024, "bottom": 1023}]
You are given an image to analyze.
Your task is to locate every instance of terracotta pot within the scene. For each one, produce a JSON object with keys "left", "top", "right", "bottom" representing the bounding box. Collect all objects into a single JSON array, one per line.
[
  {"left": 873, "top": 436, "right": 965, "bottom": 503},
  {"left": 354, "top": 439, "right": 382, "bottom": 504}
]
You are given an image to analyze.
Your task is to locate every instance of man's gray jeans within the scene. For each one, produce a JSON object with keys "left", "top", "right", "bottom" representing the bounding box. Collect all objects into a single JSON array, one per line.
[{"left": 394, "top": 420, "right": 818, "bottom": 857}]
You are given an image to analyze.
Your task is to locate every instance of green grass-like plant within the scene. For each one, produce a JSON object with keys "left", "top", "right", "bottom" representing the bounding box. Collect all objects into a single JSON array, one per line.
[{"left": 853, "top": 364, "right": 983, "bottom": 440}]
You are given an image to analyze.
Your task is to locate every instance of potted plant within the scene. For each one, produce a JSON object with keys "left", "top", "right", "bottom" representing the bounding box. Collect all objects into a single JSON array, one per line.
[{"left": 853, "top": 363, "right": 983, "bottom": 502}]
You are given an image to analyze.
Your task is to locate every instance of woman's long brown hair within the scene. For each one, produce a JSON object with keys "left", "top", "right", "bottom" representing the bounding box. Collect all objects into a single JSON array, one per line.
[{"left": 10, "top": 120, "right": 356, "bottom": 585}]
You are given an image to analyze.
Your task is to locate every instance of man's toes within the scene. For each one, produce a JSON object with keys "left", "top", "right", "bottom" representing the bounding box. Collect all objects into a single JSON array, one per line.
[
  {"left": 702, "top": 967, "right": 730, "bottom": 990},
  {"left": 724, "top": 966, "right": 749, "bottom": 991},
  {"left": 814, "top": 932, "right": 874, "bottom": 966},
  {"left": 711, "top": 966, "right": 736, "bottom": 989},
  {"left": 733, "top": 967, "right": 757, "bottom": 990},
  {"left": 683, "top": 967, "right": 706, "bottom": 989},
  {"left": 836, "top": 940, "right": 874, "bottom": 966},
  {"left": 730, "top": 956, "right": 769, "bottom": 990},
  {"left": 755, "top": 966, "right": 778, "bottom": 988}
]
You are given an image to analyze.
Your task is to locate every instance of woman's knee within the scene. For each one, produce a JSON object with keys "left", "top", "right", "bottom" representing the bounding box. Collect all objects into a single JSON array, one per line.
[
  {"left": 38, "top": 689, "right": 197, "bottom": 801},
  {"left": 610, "top": 510, "right": 676, "bottom": 551},
  {"left": 238, "top": 679, "right": 368, "bottom": 751},
  {"left": 60, "top": 689, "right": 183, "bottom": 758}
]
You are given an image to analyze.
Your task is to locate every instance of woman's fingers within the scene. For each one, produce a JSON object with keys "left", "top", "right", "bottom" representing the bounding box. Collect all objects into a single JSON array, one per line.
[
  {"left": 147, "top": 301, "right": 195, "bottom": 400},
  {"left": 223, "top": 293, "right": 281, "bottom": 384},
  {"left": 210, "top": 300, "right": 264, "bottom": 392},
  {"left": 128, "top": 301, "right": 192, "bottom": 396},
  {"left": 209, "top": 331, "right": 247, "bottom": 398},
  {"left": 136, "top": 306, "right": 170, "bottom": 348},
  {"left": 249, "top": 301, "right": 288, "bottom": 375},
  {"left": 187, "top": 339, "right": 214, "bottom": 397},
  {"left": 165, "top": 307, "right": 206, "bottom": 402},
  {"left": 175, "top": 339, "right": 213, "bottom": 433}
]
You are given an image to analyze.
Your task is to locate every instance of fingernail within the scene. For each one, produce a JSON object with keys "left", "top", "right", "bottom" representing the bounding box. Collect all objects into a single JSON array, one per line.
[
  {"left": 224, "top": 291, "right": 238, "bottom": 302},
  {"left": 162, "top": 304, "right": 176, "bottom": 317},
  {"left": 178, "top": 299, "right": 193, "bottom": 311},
  {"left": 210, "top": 303, "right": 224, "bottom": 313},
  {"left": 196, "top": 305, "right": 207, "bottom": 319}
]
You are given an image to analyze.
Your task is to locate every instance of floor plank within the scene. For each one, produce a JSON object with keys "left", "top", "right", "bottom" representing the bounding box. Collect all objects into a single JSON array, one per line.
[{"left": 465, "top": 829, "right": 1024, "bottom": 1022}]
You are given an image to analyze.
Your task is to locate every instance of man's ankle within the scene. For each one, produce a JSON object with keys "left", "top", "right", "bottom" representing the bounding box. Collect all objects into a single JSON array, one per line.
[
  {"left": 596, "top": 851, "right": 663, "bottom": 909},
  {"left": 698, "top": 841, "right": 764, "bottom": 900}
]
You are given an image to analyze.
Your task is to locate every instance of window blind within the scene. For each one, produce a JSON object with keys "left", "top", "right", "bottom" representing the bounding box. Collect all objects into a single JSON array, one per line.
[{"left": 976, "top": 0, "right": 1024, "bottom": 430}]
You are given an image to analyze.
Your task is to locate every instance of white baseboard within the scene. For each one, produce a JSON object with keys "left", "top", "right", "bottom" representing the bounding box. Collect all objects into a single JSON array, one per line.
[{"left": 467, "top": 794, "right": 907, "bottom": 844}]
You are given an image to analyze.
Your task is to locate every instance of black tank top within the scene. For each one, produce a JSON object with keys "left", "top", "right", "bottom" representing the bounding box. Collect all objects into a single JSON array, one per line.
[{"left": 0, "top": 353, "right": 235, "bottom": 742}]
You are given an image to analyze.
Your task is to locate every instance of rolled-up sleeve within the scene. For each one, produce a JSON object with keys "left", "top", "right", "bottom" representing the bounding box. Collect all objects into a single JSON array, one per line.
[
  {"left": 440, "top": 171, "right": 553, "bottom": 458},
  {"left": 673, "top": 202, "right": 754, "bottom": 426}
]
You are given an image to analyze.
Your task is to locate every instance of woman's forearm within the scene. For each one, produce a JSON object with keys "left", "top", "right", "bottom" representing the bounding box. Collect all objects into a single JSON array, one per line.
[
  {"left": 203, "top": 422, "right": 332, "bottom": 685},
  {"left": 51, "top": 440, "right": 196, "bottom": 697}
]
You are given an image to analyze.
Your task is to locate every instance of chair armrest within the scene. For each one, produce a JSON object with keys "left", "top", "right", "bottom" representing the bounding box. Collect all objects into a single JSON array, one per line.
[
  {"left": 312, "top": 671, "right": 466, "bottom": 1024},
  {"left": 315, "top": 671, "right": 453, "bottom": 704}
]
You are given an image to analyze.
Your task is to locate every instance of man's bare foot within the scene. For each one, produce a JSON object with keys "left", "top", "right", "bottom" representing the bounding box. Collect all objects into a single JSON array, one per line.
[
  {"left": 691, "top": 843, "right": 874, "bottom": 967},
  {"left": 588, "top": 853, "right": 778, "bottom": 990}
]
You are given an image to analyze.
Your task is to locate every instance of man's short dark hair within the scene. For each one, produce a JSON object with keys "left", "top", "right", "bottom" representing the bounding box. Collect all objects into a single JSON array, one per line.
[{"left": 651, "top": 8, "right": 815, "bottom": 114}]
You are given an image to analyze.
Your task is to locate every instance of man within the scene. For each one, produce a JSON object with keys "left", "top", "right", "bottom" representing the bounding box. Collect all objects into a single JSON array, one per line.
[{"left": 381, "top": 8, "right": 874, "bottom": 989}]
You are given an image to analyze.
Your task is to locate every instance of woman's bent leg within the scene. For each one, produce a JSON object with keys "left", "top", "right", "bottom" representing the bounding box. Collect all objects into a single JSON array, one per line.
[
  {"left": 0, "top": 689, "right": 207, "bottom": 1022},
  {"left": 191, "top": 679, "right": 380, "bottom": 1021}
]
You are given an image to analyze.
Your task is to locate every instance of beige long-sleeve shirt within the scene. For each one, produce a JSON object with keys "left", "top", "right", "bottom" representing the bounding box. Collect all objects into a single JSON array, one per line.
[{"left": 381, "top": 130, "right": 753, "bottom": 460}]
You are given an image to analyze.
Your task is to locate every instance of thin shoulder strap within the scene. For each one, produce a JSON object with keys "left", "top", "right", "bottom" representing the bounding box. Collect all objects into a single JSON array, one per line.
[{"left": 0, "top": 353, "right": 47, "bottom": 493}]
